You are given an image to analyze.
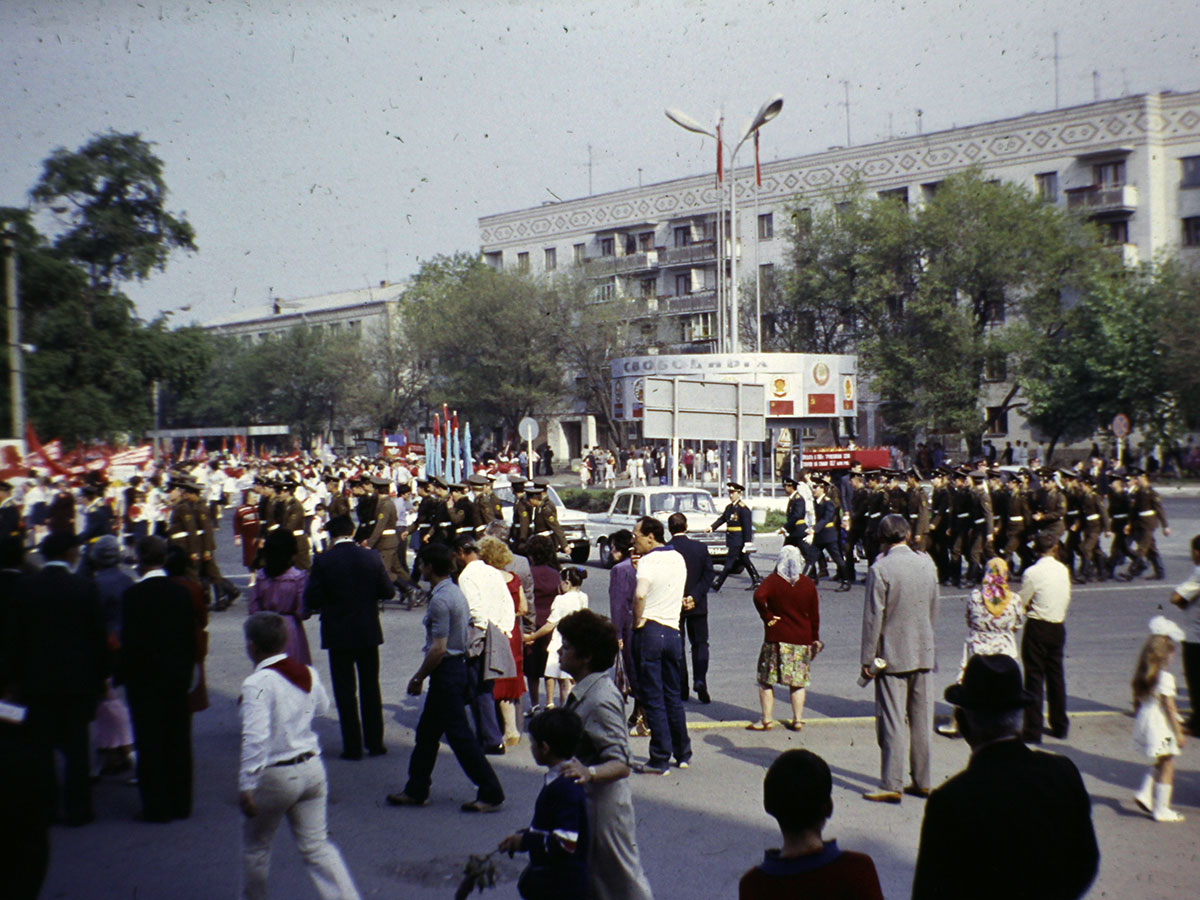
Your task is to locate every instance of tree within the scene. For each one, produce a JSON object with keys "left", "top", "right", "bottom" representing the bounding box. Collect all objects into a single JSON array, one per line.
[
  {"left": 348, "top": 313, "right": 432, "bottom": 433},
  {"left": 31, "top": 130, "right": 196, "bottom": 300},
  {"left": 402, "top": 253, "right": 570, "bottom": 437}
]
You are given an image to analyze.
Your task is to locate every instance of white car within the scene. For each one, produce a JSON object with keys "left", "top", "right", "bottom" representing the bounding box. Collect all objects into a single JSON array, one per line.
[
  {"left": 491, "top": 476, "right": 591, "bottom": 563},
  {"left": 586, "top": 486, "right": 730, "bottom": 565}
]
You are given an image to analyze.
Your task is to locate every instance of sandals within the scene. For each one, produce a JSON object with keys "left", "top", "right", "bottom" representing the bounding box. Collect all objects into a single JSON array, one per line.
[
  {"left": 785, "top": 720, "right": 804, "bottom": 732},
  {"left": 745, "top": 720, "right": 775, "bottom": 731}
]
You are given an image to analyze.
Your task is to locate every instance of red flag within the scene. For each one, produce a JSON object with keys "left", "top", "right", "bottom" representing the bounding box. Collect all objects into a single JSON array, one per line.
[
  {"left": 716, "top": 121, "right": 723, "bottom": 186},
  {"left": 433, "top": 413, "right": 440, "bottom": 437},
  {"left": 755, "top": 130, "right": 762, "bottom": 187},
  {"left": 221, "top": 436, "right": 228, "bottom": 454}
]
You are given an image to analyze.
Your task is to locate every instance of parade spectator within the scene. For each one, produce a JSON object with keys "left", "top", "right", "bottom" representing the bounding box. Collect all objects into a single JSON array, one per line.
[
  {"left": 455, "top": 535, "right": 515, "bottom": 755},
  {"left": 669, "top": 513, "right": 716, "bottom": 704},
  {"left": 749, "top": 546, "right": 822, "bottom": 732},
  {"left": 165, "top": 545, "right": 211, "bottom": 714},
  {"left": 1130, "top": 617, "right": 1188, "bottom": 822},
  {"left": 912, "top": 654, "right": 1099, "bottom": 900},
  {"left": 739, "top": 749, "right": 883, "bottom": 900},
  {"left": 631, "top": 515, "right": 690, "bottom": 774},
  {"left": 386, "top": 543, "right": 505, "bottom": 812},
  {"left": 606, "top": 529, "right": 646, "bottom": 735},
  {"left": 497, "top": 708, "right": 590, "bottom": 899},
  {"left": 525, "top": 535, "right": 561, "bottom": 711},
  {"left": 525, "top": 566, "right": 588, "bottom": 708},
  {"left": 87, "top": 535, "right": 136, "bottom": 776},
  {"left": 119, "top": 536, "right": 197, "bottom": 822},
  {"left": 238, "top": 612, "right": 361, "bottom": 900},
  {"left": 478, "top": 535, "right": 527, "bottom": 748},
  {"left": 859, "top": 514, "right": 937, "bottom": 803},
  {"left": 5, "top": 531, "right": 108, "bottom": 826},
  {"left": 1019, "top": 531, "right": 1073, "bottom": 743},
  {"left": 557, "top": 609, "right": 654, "bottom": 900},
  {"left": 1168, "top": 534, "right": 1200, "bottom": 735},
  {"left": 303, "top": 515, "right": 394, "bottom": 760},
  {"left": 247, "top": 529, "right": 313, "bottom": 666}
]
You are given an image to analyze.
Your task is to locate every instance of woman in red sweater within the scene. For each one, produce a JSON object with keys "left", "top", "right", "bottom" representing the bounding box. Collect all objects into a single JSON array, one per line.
[{"left": 749, "top": 546, "right": 822, "bottom": 731}]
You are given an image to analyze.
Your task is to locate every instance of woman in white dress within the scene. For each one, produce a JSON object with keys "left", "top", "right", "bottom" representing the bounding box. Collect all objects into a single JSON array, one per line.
[{"left": 1131, "top": 618, "right": 1188, "bottom": 822}]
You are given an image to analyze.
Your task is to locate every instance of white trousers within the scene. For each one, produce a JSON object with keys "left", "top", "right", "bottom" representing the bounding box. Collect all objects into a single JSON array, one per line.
[{"left": 242, "top": 757, "right": 360, "bottom": 900}]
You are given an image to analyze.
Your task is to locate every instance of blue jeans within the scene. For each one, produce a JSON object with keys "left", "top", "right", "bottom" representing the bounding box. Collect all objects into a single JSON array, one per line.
[{"left": 634, "top": 621, "right": 691, "bottom": 766}]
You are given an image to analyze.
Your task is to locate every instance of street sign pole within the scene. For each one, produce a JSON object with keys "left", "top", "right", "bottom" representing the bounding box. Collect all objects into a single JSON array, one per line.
[{"left": 518, "top": 416, "right": 539, "bottom": 481}]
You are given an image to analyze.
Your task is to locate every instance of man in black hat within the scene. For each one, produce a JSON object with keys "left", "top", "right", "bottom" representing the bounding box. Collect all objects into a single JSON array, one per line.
[
  {"left": 507, "top": 477, "right": 532, "bottom": 555},
  {"left": 707, "top": 482, "right": 760, "bottom": 591},
  {"left": 912, "top": 654, "right": 1099, "bottom": 900}
]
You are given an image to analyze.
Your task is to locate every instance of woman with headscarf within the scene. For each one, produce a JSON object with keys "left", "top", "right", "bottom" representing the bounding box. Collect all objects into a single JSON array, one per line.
[
  {"left": 749, "top": 545, "right": 822, "bottom": 732},
  {"left": 937, "top": 556, "right": 1026, "bottom": 737}
]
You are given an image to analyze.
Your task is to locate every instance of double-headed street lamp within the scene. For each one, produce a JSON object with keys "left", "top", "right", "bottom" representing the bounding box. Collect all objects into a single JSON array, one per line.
[{"left": 666, "top": 94, "right": 783, "bottom": 354}]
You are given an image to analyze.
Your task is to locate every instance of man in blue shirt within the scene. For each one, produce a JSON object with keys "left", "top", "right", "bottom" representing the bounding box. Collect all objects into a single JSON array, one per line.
[{"left": 385, "top": 543, "right": 505, "bottom": 812}]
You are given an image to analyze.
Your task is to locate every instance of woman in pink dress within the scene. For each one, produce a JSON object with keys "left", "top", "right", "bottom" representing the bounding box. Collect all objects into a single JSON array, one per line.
[
  {"left": 479, "top": 535, "right": 527, "bottom": 747},
  {"left": 247, "top": 530, "right": 312, "bottom": 665}
]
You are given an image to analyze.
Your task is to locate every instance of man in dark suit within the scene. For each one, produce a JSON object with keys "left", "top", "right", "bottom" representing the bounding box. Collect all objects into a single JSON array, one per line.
[
  {"left": 912, "top": 654, "right": 1099, "bottom": 900},
  {"left": 4, "top": 531, "right": 108, "bottom": 826},
  {"left": 668, "top": 513, "right": 716, "bottom": 704},
  {"left": 303, "top": 515, "right": 395, "bottom": 759},
  {"left": 117, "top": 535, "right": 197, "bottom": 822}
]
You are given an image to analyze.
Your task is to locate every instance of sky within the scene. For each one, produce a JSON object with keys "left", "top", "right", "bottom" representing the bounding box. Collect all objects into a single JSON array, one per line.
[{"left": 2, "top": 0, "right": 1198, "bottom": 325}]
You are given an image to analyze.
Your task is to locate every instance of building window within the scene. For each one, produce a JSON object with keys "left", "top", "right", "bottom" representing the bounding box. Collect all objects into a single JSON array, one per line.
[
  {"left": 597, "top": 279, "right": 615, "bottom": 302},
  {"left": 328, "top": 322, "right": 342, "bottom": 333},
  {"left": 878, "top": 186, "right": 909, "bottom": 206},
  {"left": 573, "top": 243, "right": 585, "bottom": 265},
  {"left": 484, "top": 251, "right": 502, "bottom": 271},
  {"left": 681, "top": 312, "right": 714, "bottom": 342},
  {"left": 544, "top": 247, "right": 557, "bottom": 271},
  {"left": 1100, "top": 219, "right": 1130, "bottom": 244},
  {"left": 348, "top": 320, "right": 361, "bottom": 336},
  {"left": 759, "top": 263, "right": 775, "bottom": 285},
  {"left": 310, "top": 323, "right": 323, "bottom": 335},
  {"left": 1093, "top": 160, "right": 1125, "bottom": 187},
  {"left": 624, "top": 234, "right": 637, "bottom": 255},
  {"left": 1184, "top": 217, "right": 1200, "bottom": 247},
  {"left": 985, "top": 353, "right": 1008, "bottom": 382},
  {"left": 598, "top": 237, "right": 614, "bottom": 257},
  {"left": 985, "top": 406, "right": 1009, "bottom": 436},
  {"left": 640, "top": 278, "right": 656, "bottom": 298},
  {"left": 983, "top": 296, "right": 1006, "bottom": 325},
  {"left": 793, "top": 208, "right": 813, "bottom": 238},
  {"left": 675, "top": 273, "right": 692, "bottom": 296},
  {"left": 517, "top": 252, "right": 530, "bottom": 273},
  {"left": 638, "top": 231, "right": 655, "bottom": 251},
  {"left": 758, "top": 212, "right": 774, "bottom": 240},
  {"left": 920, "top": 181, "right": 942, "bottom": 201},
  {"left": 673, "top": 226, "right": 692, "bottom": 248},
  {"left": 1182, "top": 156, "right": 1200, "bottom": 187},
  {"left": 1035, "top": 172, "right": 1058, "bottom": 203}
]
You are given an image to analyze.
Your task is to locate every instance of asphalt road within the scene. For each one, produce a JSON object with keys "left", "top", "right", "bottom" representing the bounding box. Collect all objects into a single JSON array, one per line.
[{"left": 36, "top": 493, "right": 1200, "bottom": 899}]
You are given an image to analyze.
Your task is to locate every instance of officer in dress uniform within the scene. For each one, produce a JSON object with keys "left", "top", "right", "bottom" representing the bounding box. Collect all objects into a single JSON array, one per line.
[
  {"left": 469, "top": 473, "right": 503, "bottom": 536},
  {"left": 364, "top": 475, "right": 410, "bottom": 596},
  {"left": 326, "top": 474, "right": 351, "bottom": 520},
  {"left": 928, "top": 468, "right": 953, "bottom": 583},
  {"left": 965, "top": 470, "right": 994, "bottom": 586},
  {"left": 276, "top": 478, "right": 311, "bottom": 570},
  {"left": 508, "top": 476, "right": 533, "bottom": 556},
  {"left": 183, "top": 480, "right": 240, "bottom": 610},
  {"left": 446, "top": 483, "right": 476, "bottom": 540},
  {"left": 863, "top": 470, "right": 890, "bottom": 565},
  {"left": 527, "top": 483, "right": 568, "bottom": 556},
  {"left": 1122, "top": 468, "right": 1169, "bottom": 580},
  {"left": 810, "top": 477, "right": 850, "bottom": 591},
  {"left": 780, "top": 476, "right": 809, "bottom": 548},
  {"left": 353, "top": 477, "right": 379, "bottom": 544},
  {"left": 1073, "top": 474, "right": 1110, "bottom": 583},
  {"left": 906, "top": 468, "right": 931, "bottom": 552},
  {"left": 1104, "top": 472, "right": 1132, "bottom": 578},
  {"left": 427, "top": 477, "right": 454, "bottom": 546},
  {"left": 708, "top": 482, "right": 761, "bottom": 591},
  {"left": 947, "top": 469, "right": 973, "bottom": 587}
]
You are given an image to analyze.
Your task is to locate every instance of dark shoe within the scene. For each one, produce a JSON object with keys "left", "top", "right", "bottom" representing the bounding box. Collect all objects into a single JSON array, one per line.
[
  {"left": 339, "top": 751, "right": 363, "bottom": 761},
  {"left": 696, "top": 687, "right": 711, "bottom": 704},
  {"left": 862, "top": 790, "right": 902, "bottom": 804},
  {"left": 461, "top": 800, "right": 504, "bottom": 813},
  {"left": 483, "top": 744, "right": 505, "bottom": 756},
  {"left": 836, "top": 582, "right": 851, "bottom": 592},
  {"left": 904, "top": 785, "right": 931, "bottom": 799},
  {"left": 634, "top": 761, "right": 671, "bottom": 776},
  {"left": 1045, "top": 727, "right": 1069, "bottom": 740},
  {"left": 386, "top": 792, "right": 429, "bottom": 807},
  {"left": 367, "top": 746, "right": 388, "bottom": 757}
]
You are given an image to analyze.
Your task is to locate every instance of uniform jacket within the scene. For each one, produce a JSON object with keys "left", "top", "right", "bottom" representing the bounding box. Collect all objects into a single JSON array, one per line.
[
  {"left": 532, "top": 501, "right": 568, "bottom": 553},
  {"left": 712, "top": 502, "right": 753, "bottom": 550},
  {"left": 784, "top": 493, "right": 808, "bottom": 545},
  {"left": 860, "top": 543, "right": 938, "bottom": 673}
]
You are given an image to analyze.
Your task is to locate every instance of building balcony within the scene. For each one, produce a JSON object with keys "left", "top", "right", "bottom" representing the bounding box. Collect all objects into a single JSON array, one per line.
[
  {"left": 1065, "top": 183, "right": 1138, "bottom": 214},
  {"left": 665, "top": 338, "right": 718, "bottom": 354},
  {"left": 583, "top": 249, "right": 660, "bottom": 275},
  {"left": 664, "top": 291, "right": 717, "bottom": 314},
  {"left": 1107, "top": 242, "right": 1141, "bottom": 268},
  {"left": 659, "top": 242, "right": 718, "bottom": 266}
]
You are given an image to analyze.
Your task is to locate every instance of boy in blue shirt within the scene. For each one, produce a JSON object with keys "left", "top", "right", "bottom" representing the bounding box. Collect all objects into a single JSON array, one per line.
[{"left": 499, "top": 708, "right": 589, "bottom": 899}]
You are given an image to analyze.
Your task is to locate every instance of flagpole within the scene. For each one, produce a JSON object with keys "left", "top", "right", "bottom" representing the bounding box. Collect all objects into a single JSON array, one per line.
[{"left": 754, "top": 130, "right": 762, "bottom": 354}]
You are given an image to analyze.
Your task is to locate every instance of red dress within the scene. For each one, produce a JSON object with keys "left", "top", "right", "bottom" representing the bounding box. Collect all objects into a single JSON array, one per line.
[
  {"left": 233, "top": 503, "right": 260, "bottom": 570},
  {"left": 492, "top": 572, "right": 526, "bottom": 701}
]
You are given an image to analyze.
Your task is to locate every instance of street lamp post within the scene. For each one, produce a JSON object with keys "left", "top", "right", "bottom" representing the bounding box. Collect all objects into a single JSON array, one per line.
[
  {"left": 2, "top": 224, "right": 25, "bottom": 447},
  {"left": 666, "top": 95, "right": 783, "bottom": 354}
]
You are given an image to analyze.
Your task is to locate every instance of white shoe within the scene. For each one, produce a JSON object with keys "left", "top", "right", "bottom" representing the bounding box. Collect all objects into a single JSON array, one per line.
[
  {"left": 1133, "top": 773, "right": 1154, "bottom": 814},
  {"left": 1153, "top": 783, "right": 1186, "bottom": 822}
]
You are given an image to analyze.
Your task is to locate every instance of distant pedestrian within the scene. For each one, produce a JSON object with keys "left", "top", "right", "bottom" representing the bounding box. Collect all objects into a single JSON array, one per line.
[
  {"left": 739, "top": 749, "right": 883, "bottom": 900},
  {"left": 1130, "top": 617, "right": 1188, "bottom": 822},
  {"left": 859, "top": 514, "right": 938, "bottom": 803},
  {"left": 239, "top": 612, "right": 361, "bottom": 900}
]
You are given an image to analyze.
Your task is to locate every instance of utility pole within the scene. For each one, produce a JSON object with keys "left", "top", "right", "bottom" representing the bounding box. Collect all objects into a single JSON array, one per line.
[
  {"left": 2, "top": 224, "right": 25, "bottom": 445},
  {"left": 840, "top": 80, "right": 852, "bottom": 146}
]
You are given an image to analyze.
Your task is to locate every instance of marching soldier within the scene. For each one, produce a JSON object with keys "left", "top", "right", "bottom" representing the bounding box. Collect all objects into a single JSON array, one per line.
[
  {"left": 353, "top": 476, "right": 379, "bottom": 544},
  {"left": 166, "top": 477, "right": 203, "bottom": 576},
  {"left": 446, "top": 483, "right": 476, "bottom": 539},
  {"left": 276, "top": 478, "right": 311, "bottom": 570},
  {"left": 468, "top": 473, "right": 503, "bottom": 536},
  {"left": 810, "top": 477, "right": 849, "bottom": 591},
  {"left": 1030, "top": 467, "right": 1067, "bottom": 543},
  {"left": 1060, "top": 469, "right": 1083, "bottom": 578},
  {"left": 905, "top": 468, "right": 931, "bottom": 552},
  {"left": 1073, "top": 475, "right": 1110, "bottom": 583},
  {"left": 1104, "top": 472, "right": 1132, "bottom": 577},
  {"left": 1122, "top": 468, "right": 1169, "bottom": 580},
  {"left": 965, "top": 470, "right": 994, "bottom": 585},
  {"left": 947, "top": 469, "right": 972, "bottom": 587},
  {"left": 364, "top": 475, "right": 410, "bottom": 594},
  {"left": 707, "top": 481, "right": 761, "bottom": 591},
  {"left": 427, "top": 477, "right": 454, "bottom": 546},
  {"left": 184, "top": 480, "right": 240, "bottom": 610},
  {"left": 232, "top": 485, "right": 261, "bottom": 585},
  {"left": 1003, "top": 471, "right": 1033, "bottom": 576},
  {"left": 928, "top": 468, "right": 953, "bottom": 583},
  {"left": 863, "top": 470, "right": 889, "bottom": 565},
  {"left": 508, "top": 476, "right": 533, "bottom": 555},
  {"left": 527, "top": 482, "right": 569, "bottom": 556},
  {"left": 326, "top": 473, "right": 351, "bottom": 520},
  {"left": 845, "top": 470, "right": 869, "bottom": 584},
  {"left": 780, "top": 476, "right": 809, "bottom": 548}
]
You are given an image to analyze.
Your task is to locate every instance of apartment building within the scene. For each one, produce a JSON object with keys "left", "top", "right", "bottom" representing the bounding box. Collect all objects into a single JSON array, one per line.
[{"left": 204, "top": 280, "right": 407, "bottom": 344}]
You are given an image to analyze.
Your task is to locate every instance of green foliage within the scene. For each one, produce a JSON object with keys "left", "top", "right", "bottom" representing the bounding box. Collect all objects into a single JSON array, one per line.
[{"left": 556, "top": 487, "right": 615, "bottom": 512}]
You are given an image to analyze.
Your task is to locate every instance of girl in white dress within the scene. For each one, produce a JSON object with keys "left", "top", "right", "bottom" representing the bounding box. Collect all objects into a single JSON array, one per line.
[
  {"left": 527, "top": 567, "right": 589, "bottom": 707},
  {"left": 1131, "top": 617, "right": 1188, "bottom": 822}
]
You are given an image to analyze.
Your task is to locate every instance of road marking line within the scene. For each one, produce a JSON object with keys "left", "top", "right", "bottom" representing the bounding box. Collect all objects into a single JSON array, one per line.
[{"left": 688, "top": 709, "right": 1129, "bottom": 731}]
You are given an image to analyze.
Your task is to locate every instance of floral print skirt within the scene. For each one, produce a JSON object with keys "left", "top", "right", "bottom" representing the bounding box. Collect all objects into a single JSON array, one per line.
[{"left": 756, "top": 641, "right": 814, "bottom": 689}]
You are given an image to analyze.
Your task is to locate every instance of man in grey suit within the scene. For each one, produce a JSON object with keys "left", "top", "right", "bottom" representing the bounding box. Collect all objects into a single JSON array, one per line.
[{"left": 860, "top": 513, "right": 938, "bottom": 803}]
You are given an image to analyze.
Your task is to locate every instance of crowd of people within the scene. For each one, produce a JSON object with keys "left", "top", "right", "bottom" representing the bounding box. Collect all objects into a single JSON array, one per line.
[{"left": 0, "top": 445, "right": 1196, "bottom": 900}]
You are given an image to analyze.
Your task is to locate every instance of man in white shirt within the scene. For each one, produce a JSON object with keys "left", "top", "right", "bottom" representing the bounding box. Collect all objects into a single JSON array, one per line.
[
  {"left": 454, "top": 536, "right": 514, "bottom": 754},
  {"left": 1169, "top": 534, "right": 1200, "bottom": 735},
  {"left": 239, "top": 612, "right": 361, "bottom": 900},
  {"left": 1019, "top": 530, "right": 1074, "bottom": 743},
  {"left": 631, "top": 515, "right": 691, "bottom": 774}
]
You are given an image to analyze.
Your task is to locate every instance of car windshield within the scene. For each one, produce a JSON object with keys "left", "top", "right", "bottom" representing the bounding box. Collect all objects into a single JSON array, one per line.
[
  {"left": 648, "top": 492, "right": 717, "bottom": 514},
  {"left": 493, "top": 482, "right": 567, "bottom": 510}
]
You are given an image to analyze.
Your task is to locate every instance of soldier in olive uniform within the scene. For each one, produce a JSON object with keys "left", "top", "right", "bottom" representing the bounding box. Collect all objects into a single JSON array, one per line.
[
  {"left": 1059, "top": 469, "right": 1083, "bottom": 579},
  {"left": 276, "top": 478, "right": 311, "bottom": 569},
  {"left": 905, "top": 468, "right": 931, "bottom": 552},
  {"left": 1073, "top": 475, "right": 1110, "bottom": 583},
  {"left": 527, "top": 483, "right": 568, "bottom": 556},
  {"left": 166, "top": 478, "right": 203, "bottom": 577},
  {"left": 1104, "top": 472, "right": 1132, "bottom": 577},
  {"left": 508, "top": 477, "right": 534, "bottom": 556},
  {"left": 708, "top": 481, "right": 761, "bottom": 591},
  {"left": 325, "top": 474, "right": 351, "bottom": 520},
  {"left": 947, "top": 469, "right": 973, "bottom": 587},
  {"left": 928, "top": 468, "right": 953, "bottom": 583},
  {"left": 1030, "top": 467, "right": 1067, "bottom": 543},
  {"left": 468, "top": 473, "right": 503, "bottom": 536},
  {"left": 1003, "top": 471, "right": 1033, "bottom": 575},
  {"left": 353, "top": 477, "right": 379, "bottom": 544},
  {"left": 964, "top": 470, "right": 994, "bottom": 585},
  {"left": 1122, "top": 468, "right": 1169, "bottom": 580},
  {"left": 180, "top": 480, "right": 240, "bottom": 610},
  {"left": 446, "top": 483, "right": 476, "bottom": 540},
  {"left": 364, "top": 475, "right": 410, "bottom": 593}
]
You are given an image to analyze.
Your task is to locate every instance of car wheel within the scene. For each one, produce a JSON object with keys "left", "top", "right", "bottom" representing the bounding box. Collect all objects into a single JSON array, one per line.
[
  {"left": 595, "top": 537, "right": 609, "bottom": 567},
  {"left": 570, "top": 540, "right": 591, "bottom": 565}
]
